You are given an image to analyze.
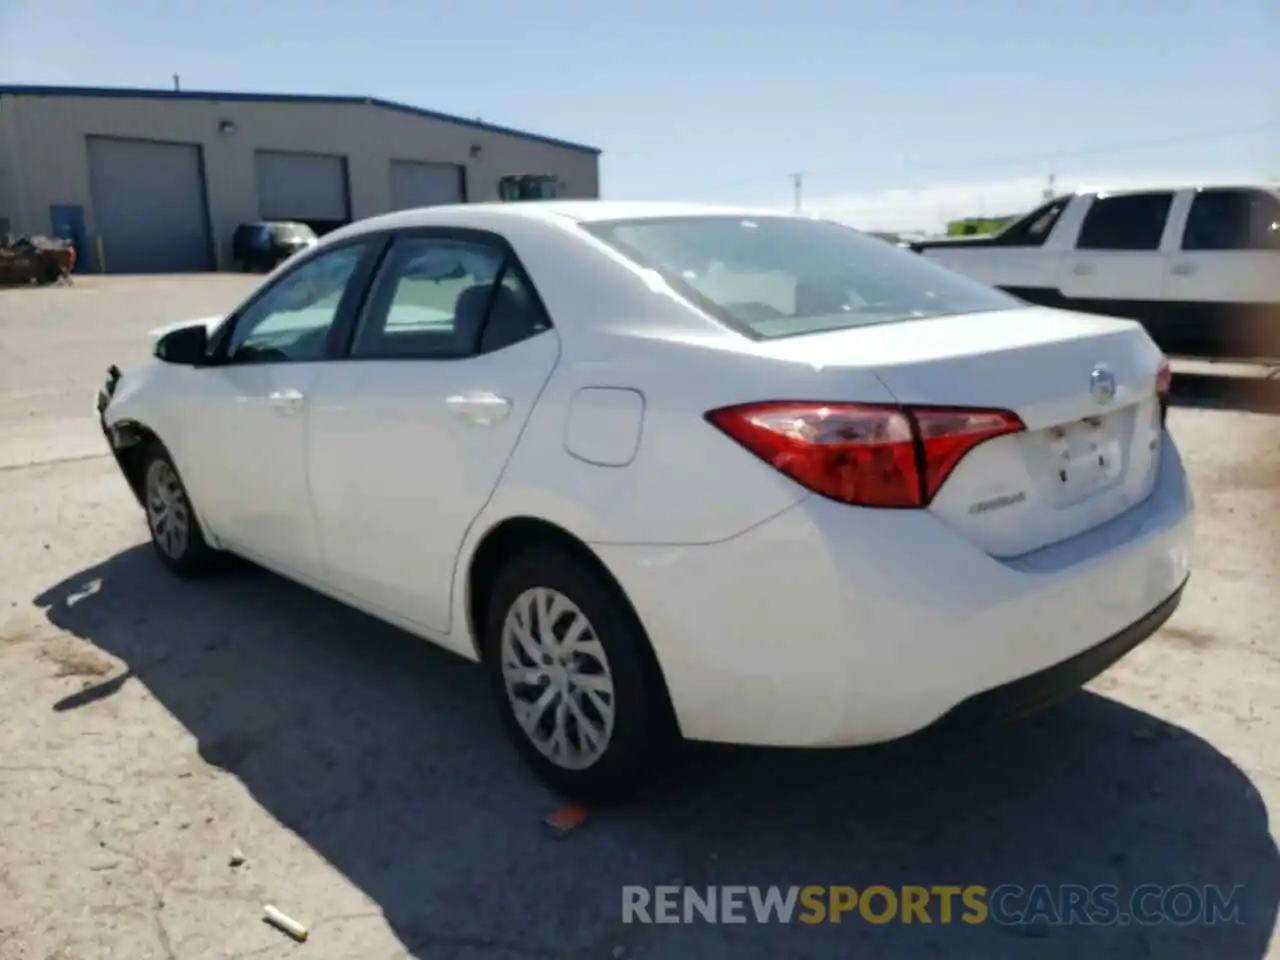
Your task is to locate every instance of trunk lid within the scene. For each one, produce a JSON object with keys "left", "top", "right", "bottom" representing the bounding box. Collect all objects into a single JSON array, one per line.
[{"left": 755, "top": 306, "right": 1167, "bottom": 558}]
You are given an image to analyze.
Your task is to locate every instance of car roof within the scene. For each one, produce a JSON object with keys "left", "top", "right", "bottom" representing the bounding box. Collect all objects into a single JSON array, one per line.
[
  {"left": 329, "top": 200, "right": 801, "bottom": 241},
  {"left": 1074, "top": 181, "right": 1278, "bottom": 197},
  {"left": 505, "top": 200, "right": 795, "bottom": 223}
]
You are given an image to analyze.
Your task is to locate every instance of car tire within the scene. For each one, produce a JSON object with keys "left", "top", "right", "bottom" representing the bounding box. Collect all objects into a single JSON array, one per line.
[
  {"left": 482, "top": 546, "right": 676, "bottom": 805},
  {"left": 139, "top": 440, "right": 219, "bottom": 578}
]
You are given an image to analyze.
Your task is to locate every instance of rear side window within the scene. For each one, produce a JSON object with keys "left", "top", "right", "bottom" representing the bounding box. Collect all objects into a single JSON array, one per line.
[
  {"left": 351, "top": 235, "right": 548, "bottom": 358},
  {"left": 1182, "top": 189, "right": 1280, "bottom": 251},
  {"left": 1076, "top": 193, "right": 1174, "bottom": 251},
  {"left": 994, "top": 197, "right": 1071, "bottom": 247},
  {"left": 580, "top": 215, "right": 1020, "bottom": 341}
]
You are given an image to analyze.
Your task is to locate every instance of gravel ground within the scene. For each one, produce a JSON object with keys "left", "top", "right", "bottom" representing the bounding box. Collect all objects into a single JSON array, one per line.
[{"left": 0, "top": 277, "right": 1277, "bottom": 960}]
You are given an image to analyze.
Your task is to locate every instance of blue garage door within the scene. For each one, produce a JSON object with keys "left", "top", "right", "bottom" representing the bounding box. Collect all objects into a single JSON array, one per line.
[{"left": 86, "top": 137, "right": 213, "bottom": 273}]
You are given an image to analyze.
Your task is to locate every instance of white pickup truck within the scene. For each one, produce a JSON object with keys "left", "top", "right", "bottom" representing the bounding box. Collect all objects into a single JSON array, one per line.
[{"left": 908, "top": 184, "right": 1280, "bottom": 360}]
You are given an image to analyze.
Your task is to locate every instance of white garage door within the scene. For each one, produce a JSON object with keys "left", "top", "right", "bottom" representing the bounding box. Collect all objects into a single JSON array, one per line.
[
  {"left": 87, "top": 137, "right": 212, "bottom": 273},
  {"left": 255, "top": 151, "right": 349, "bottom": 223},
  {"left": 389, "top": 160, "right": 465, "bottom": 210}
]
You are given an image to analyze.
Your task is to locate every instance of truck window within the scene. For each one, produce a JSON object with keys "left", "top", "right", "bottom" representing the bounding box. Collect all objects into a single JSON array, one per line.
[
  {"left": 1182, "top": 189, "right": 1280, "bottom": 251},
  {"left": 994, "top": 197, "right": 1070, "bottom": 247},
  {"left": 1076, "top": 192, "right": 1174, "bottom": 251}
]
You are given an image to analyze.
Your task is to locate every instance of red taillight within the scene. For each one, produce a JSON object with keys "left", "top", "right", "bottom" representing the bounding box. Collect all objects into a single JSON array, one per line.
[
  {"left": 706, "top": 401, "right": 1024, "bottom": 508},
  {"left": 1155, "top": 355, "right": 1172, "bottom": 425},
  {"left": 1155, "top": 356, "right": 1172, "bottom": 398}
]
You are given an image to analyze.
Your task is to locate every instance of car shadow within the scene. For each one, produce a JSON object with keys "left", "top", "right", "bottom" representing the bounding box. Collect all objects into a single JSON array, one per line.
[
  {"left": 33, "top": 546, "right": 1280, "bottom": 959},
  {"left": 1169, "top": 371, "right": 1280, "bottom": 415}
]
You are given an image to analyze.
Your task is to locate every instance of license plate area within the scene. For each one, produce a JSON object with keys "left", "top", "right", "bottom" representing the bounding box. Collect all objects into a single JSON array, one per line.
[{"left": 1045, "top": 414, "right": 1123, "bottom": 503}]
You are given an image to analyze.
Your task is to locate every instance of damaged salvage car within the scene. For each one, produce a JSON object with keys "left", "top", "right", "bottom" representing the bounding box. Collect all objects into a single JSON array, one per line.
[
  {"left": 95, "top": 201, "right": 1193, "bottom": 803},
  {"left": 0, "top": 233, "right": 75, "bottom": 286}
]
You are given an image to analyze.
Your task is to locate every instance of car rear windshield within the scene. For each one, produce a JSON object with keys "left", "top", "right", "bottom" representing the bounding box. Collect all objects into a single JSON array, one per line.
[{"left": 580, "top": 215, "right": 1020, "bottom": 340}]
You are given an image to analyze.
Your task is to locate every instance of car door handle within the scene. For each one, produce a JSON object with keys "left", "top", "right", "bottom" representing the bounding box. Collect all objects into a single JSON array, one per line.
[
  {"left": 1071, "top": 262, "right": 1095, "bottom": 276},
  {"left": 1170, "top": 262, "right": 1195, "bottom": 276},
  {"left": 446, "top": 392, "right": 512, "bottom": 425},
  {"left": 267, "top": 388, "right": 306, "bottom": 413}
]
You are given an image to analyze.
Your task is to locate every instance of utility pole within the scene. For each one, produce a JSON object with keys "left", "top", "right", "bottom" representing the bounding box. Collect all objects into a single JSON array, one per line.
[
  {"left": 1043, "top": 173, "right": 1056, "bottom": 202},
  {"left": 173, "top": 74, "right": 181, "bottom": 91},
  {"left": 791, "top": 173, "right": 803, "bottom": 213}
]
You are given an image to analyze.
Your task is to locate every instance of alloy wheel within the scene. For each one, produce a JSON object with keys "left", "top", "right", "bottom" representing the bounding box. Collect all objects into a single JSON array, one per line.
[
  {"left": 499, "top": 586, "right": 617, "bottom": 771},
  {"left": 145, "top": 459, "right": 190, "bottom": 559}
]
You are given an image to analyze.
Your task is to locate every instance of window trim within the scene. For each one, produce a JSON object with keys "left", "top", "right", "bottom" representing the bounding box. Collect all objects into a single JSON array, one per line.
[
  {"left": 335, "top": 226, "right": 554, "bottom": 362},
  {"left": 1075, "top": 191, "right": 1175, "bottom": 252},
  {"left": 206, "top": 234, "right": 390, "bottom": 366}
]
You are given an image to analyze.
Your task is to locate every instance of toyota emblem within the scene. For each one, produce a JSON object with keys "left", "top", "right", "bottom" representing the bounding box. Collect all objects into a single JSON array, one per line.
[{"left": 1090, "top": 365, "right": 1116, "bottom": 404}]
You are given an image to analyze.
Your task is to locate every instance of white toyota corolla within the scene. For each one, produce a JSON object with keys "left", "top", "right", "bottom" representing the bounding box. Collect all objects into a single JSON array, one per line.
[{"left": 96, "top": 202, "right": 1194, "bottom": 802}]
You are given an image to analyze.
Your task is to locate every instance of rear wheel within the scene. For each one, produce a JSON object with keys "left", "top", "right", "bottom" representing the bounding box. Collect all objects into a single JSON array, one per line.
[
  {"left": 482, "top": 547, "right": 675, "bottom": 804},
  {"left": 140, "top": 441, "right": 218, "bottom": 577}
]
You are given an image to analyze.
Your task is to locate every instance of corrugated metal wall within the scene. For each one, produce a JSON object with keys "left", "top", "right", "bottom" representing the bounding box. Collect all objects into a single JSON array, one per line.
[{"left": 1, "top": 92, "right": 600, "bottom": 271}]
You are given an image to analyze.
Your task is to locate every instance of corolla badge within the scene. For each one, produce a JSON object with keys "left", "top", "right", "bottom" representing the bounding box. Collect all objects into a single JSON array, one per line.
[{"left": 1090, "top": 365, "right": 1117, "bottom": 404}]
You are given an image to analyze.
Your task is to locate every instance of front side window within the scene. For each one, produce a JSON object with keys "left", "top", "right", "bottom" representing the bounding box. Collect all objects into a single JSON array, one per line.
[
  {"left": 352, "top": 236, "right": 547, "bottom": 358},
  {"left": 1182, "top": 189, "right": 1280, "bottom": 251},
  {"left": 1076, "top": 192, "right": 1174, "bottom": 251},
  {"left": 226, "top": 242, "right": 368, "bottom": 364},
  {"left": 580, "top": 216, "right": 1020, "bottom": 340}
]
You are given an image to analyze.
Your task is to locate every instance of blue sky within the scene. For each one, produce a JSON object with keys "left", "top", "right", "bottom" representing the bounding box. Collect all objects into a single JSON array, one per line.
[{"left": 1, "top": 0, "right": 1275, "bottom": 231}]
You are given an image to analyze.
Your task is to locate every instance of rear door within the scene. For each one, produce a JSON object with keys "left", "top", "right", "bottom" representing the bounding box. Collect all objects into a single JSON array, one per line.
[
  {"left": 1057, "top": 191, "right": 1175, "bottom": 319},
  {"left": 1162, "top": 187, "right": 1280, "bottom": 358},
  {"left": 306, "top": 229, "right": 559, "bottom": 635}
]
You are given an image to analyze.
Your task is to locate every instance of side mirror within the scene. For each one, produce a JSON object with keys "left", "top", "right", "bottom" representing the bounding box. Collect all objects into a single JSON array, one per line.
[{"left": 155, "top": 325, "right": 209, "bottom": 366}]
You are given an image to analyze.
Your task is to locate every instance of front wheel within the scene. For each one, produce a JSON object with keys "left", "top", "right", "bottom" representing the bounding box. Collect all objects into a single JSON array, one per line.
[
  {"left": 140, "top": 441, "right": 218, "bottom": 577},
  {"left": 482, "top": 547, "right": 676, "bottom": 804}
]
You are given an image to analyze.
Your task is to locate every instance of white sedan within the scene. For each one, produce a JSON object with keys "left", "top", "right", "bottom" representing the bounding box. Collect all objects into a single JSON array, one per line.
[{"left": 96, "top": 201, "right": 1194, "bottom": 802}]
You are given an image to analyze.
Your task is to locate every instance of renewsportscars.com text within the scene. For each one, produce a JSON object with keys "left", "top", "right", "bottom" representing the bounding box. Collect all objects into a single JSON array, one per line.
[{"left": 621, "top": 884, "right": 1244, "bottom": 926}]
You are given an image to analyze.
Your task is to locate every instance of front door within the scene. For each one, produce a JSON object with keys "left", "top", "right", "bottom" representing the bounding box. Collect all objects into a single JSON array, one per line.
[
  {"left": 307, "top": 231, "right": 559, "bottom": 637},
  {"left": 181, "top": 240, "right": 376, "bottom": 580}
]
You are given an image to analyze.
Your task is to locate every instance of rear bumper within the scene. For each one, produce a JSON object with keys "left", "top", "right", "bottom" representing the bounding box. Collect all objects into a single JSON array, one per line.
[
  {"left": 595, "top": 436, "right": 1194, "bottom": 748},
  {"left": 932, "top": 579, "right": 1184, "bottom": 730}
]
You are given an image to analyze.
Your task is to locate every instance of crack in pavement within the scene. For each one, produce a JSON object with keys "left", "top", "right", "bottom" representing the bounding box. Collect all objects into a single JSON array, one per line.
[
  {"left": 0, "top": 452, "right": 111, "bottom": 473},
  {"left": 0, "top": 763, "right": 115, "bottom": 789}
]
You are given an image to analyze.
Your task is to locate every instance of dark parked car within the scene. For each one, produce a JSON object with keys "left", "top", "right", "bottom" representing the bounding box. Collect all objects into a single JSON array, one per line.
[{"left": 231, "top": 221, "right": 318, "bottom": 273}]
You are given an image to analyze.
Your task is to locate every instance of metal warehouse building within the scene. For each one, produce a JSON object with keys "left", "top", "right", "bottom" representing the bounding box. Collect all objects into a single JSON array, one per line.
[{"left": 0, "top": 84, "right": 601, "bottom": 274}]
